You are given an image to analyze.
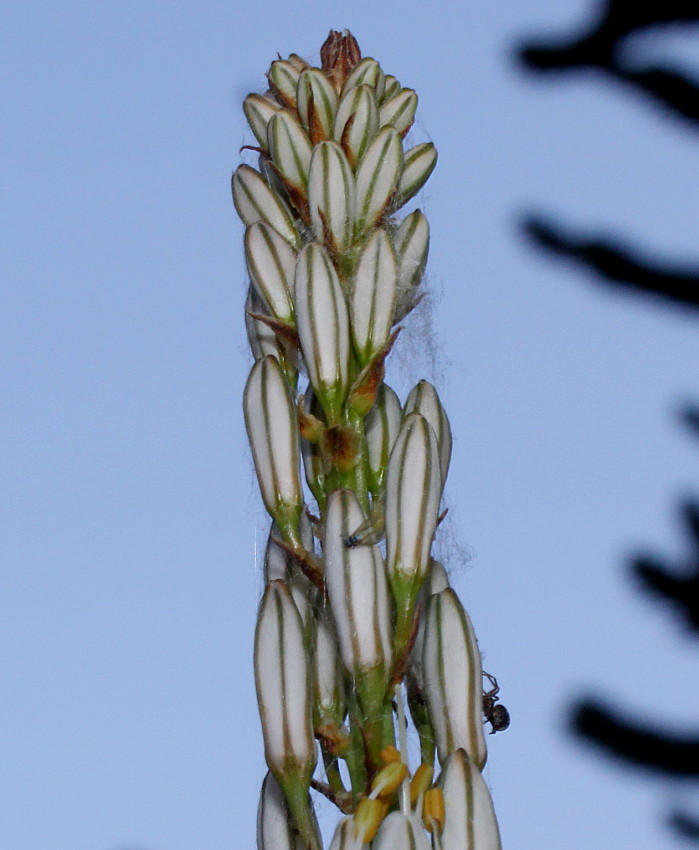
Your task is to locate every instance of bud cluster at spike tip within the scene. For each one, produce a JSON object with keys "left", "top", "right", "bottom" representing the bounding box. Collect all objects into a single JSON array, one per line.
[{"left": 234, "top": 29, "right": 504, "bottom": 850}]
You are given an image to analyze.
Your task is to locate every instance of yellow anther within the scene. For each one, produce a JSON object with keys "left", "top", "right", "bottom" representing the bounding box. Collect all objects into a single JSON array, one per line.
[
  {"left": 370, "top": 761, "right": 409, "bottom": 798},
  {"left": 353, "top": 797, "right": 387, "bottom": 843},
  {"left": 409, "top": 762, "right": 434, "bottom": 805},
  {"left": 380, "top": 744, "right": 402, "bottom": 765},
  {"left": 423, "top": 787, "right": 445, "bottom": 834}
]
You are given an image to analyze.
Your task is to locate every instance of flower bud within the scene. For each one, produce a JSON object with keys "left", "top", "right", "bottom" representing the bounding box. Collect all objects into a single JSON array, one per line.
[
  {"left": 423, "top": 589, "right": 487, "bottom": 769},
  {"left": 297, "top": 68, "right": 339, "bottom": 143},
  {"left": 232, "top": 164, "right": 299, "bottom": 248},
  {"left": 254, "top": 581, "right": 319, "bottom": 850},
  {"left": 343, "top": 57, "right": 385, "bottom": 101},
  {"left": 256, "top": 771, "right": 306, "bottom": 850},
  {"left": 354, "top": 126, "right": 403, "bottom": 234},
  {"left": 308, "top": 141, "right": 355, "bottom": 256},
  {"left": 385, "top": 413, "right": 441, "bottom": 611},
  {"left": 379, "top": 88, "right": 417, "bottom": 136},
  {"left": 294, "top": 243, "right": 351, "bottom": 424},
  {"left": 393, "top": 142, "right": 437, "bottom": 210},
  {"left": 245, "top": 222, "right": 297, "bottom": 324},
  {"left": 439, "top": 749, "right": 502, "bottom": 849},
  {"left": 404, "top": 380, "right": 452, "bottom": 486},
  {"left": 381, "top": 75, "right": 401, "bottom": 101},
  {"left": 365, "top": 383, "right": 402, "bottom": 494},
  {"left": 268, "top": 59, "right": 302, "bottom": 110},
  {"left": 333, "top": 84, "right": 379, "bottom": 167},
  {"left": 393, "top": 210, "right": 429, "bottom": 321},
  {"left": 329, "top": 816, "right": 370, "bottom": 850},
  {"left": 243, "top": 93, "right": 280, "bottom": 149},
  {"left": 243, "top": 355, "right": 303, "bottom": 546},
  {"left": 372, "top": 811, "right": 430, "bottom": 850},
  {"left": 324, "top": 490, "right": 393, "bottom": 693},
  {"left": 245, "top": 287, "right": 282, "bottom": 361},
  {"left": 267, "top": 110, "right": 313, "bottom": 197},
  {"left": 350, "top": 228, "right": 397, "bottom": 367},
  {"left": 311, "top": 608, "right": 346, "bottom": 732}
]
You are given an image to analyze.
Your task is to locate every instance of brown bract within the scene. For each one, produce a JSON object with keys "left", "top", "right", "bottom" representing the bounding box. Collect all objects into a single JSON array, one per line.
[{"left": 321, "top": 30, "right": 361, "bottom": 91}]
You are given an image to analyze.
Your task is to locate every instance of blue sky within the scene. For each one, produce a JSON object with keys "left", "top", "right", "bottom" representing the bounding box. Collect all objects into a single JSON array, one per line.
[{"left": 3, "top": 2, "right": 699, "bottom": 848}]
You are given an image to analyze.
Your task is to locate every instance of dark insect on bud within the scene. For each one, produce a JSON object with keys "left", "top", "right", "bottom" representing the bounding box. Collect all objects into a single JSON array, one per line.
[{"left": 483, "top": 671, "right": 510, "bottom": 734}]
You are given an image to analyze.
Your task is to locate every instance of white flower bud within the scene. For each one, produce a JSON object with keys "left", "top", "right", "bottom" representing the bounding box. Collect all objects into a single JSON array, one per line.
[
  {"left": 268, "top": 59, "right": 302, "bottom": 110},
  {"left": 342, "top": 58, "right": 385, "bottom": 101},
  {"left": 385, "top": 413, "right": 442, "bottom": 587},
  {"left": 308, "top": 141, "right": 355, "bottom": 255},
  {"left": 354, "top": 127, "right": 403, "bottom": 234},
  {"left": 245, "top": 287, "right": 282, "bottom": 362},
  {"left": 333, "top": 84, "right": 379, "bottom": 167},
  {"left": 243, "top": 355, "right": 303, "bottom": 545},
  {"left": 311, "top": 608, "right": 346, "bottom": 730},
  {"left": 423, "top": 589, "right": 487, "bottom": 769},
  {"left": 393, "top": 210, "right": 429, "bottom": 321},
  {"left": 404, "top": 380, "right": 452, "bottom": 486},
  {"left": 244, "top": 93, "right": 281, "bottom": 149},
  {"left": 294, "top": 243, "right": 351, "bottom": 424},
  {"left": 267, "top": 109, "right": 313, "bottom": 196},
  {"left": 264, "top": 516, "right": 315, "bottom": 629},
  {"left": 254, "top": 580, "right": 316, "bottom": 775},
  {"left": 257, "top": 771, "right": 306, "bottom": 850},
  {"left": 372, "top": 811, "right": 430, "bottom": 850},
  {"left": 297, "top": 68, "right": 339, "bottom": 141},
  {"left": 381, "top": 75, "right": 401, "bottom": 102},
  {"left": 232, "top": 164, "right": 299, "bottom": 248},
  {"left": 365, "top": 383, "right": 402, "bottom": 494},
  {"left": 329, "top": 816, "right": 369, "bottom": 850},
  {"left": 393, "top": 142, "right": 437, "bottom": 210},
  {"left": 439, "top": 749, "right": 502, "bottom": 850},
  {"left": 407, "top": 559, "right": 451, "bottom": 690},
  {"left": 245, "top": 222, "right": 297, "bottom": 324},
  {"left": 324, "top": 489, "right": 392, "bottom": 680},
  {"left": 350, "top": 228, "right": 397, "bottom": 366},
  {"left": 379, "top": 88, "right": 418, "bottom": 136}
]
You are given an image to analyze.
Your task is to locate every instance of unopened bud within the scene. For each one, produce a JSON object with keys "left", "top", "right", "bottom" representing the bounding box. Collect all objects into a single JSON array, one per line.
[
  {"left": 350, "top": 228, "right": 397, "bottom": 367},
  {"left": 404, "top": 380, "right": 452, "bottom": 486},
  {"left": 267, "top": 59, "right": 302, "bottom": 110},
  {"left": 257, "top": 771, "right": 308, "bottom": 850},
  {"left": 334, "top": 84, "right": 379, "bottom": 168},
  {"left": 243, "top": 355, "right": 303, "bottom": 546},
  {"left": 343, "top": 58, "right": 385, "bottom": 101},
  {"left": 439, "top": 749, "right": 502, "bottom": 849},
  {"left": 354, "top": 126, "right": 403, "bottom": 234},
  {"left": 243, "top": 93, "right": 280, "bottom": 149},
  {"left": 232, "top": 164, "right": 299, "bottom": 248},
  {"left": 394, "top": 209, "right": 429, "bottom": 321},
  {"left": 267, "top": 109, "right": 313, "bottom": 197},
  {"left": 308, "top": 141, "right": 355, "bottom": 256},
  {"left": 372, "top": 811, "right": 431, "bottom": 850},
  {"left": 328, "top": 815, "right": 370, "bottom": 850},
  {"left": 379, "top": 88, "right": 418, "bottom": 136},
  {"left": 245, "top": 221, "right": 296, "bottom": 325},
  {"left": 423, "top": 588, "right": 487, "bottom": 769},
  {"left": 365, "top": 383, "right": 402, "bottom": 494},
  {"left": 297, "top": 68, "right": 339, "bottom": 144}
]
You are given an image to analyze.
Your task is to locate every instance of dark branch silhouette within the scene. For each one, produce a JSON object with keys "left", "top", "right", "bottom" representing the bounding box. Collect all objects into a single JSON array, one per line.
[
  {"left": 631, "top": 500, "right": 699, "bottom": 632},
  {"left": 521, "top": 214, "right": 699, "bottom": 311},
  {"left": 669, "top": 810, "right": 699, "bottom": 839},
  {"left": 571, "top": 698, "right": 699, "bottom": 776},
  {"left": 680, "top": 405, "right": 699, "bottom": 438},
  {"left": 515, "top": 2, "right": 699, "bottom": 127}
]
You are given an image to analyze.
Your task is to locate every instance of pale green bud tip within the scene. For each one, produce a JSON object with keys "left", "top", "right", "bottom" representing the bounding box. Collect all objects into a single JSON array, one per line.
[
  {"left": 439, "top": 749, "right": 502, "bottom": 849},
  {"left": 423, "top": 588, "right": 487, "bottom": 769}
]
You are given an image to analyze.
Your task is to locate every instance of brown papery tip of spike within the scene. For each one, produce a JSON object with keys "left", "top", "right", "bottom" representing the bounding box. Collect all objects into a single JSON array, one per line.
[{"left": 321, "top": 29, "right": 361, "bottom": 91}]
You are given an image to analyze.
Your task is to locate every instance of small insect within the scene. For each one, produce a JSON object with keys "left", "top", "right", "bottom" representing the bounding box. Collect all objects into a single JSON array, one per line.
[{"left": 482, "top": 672, "right": 510, "bottom": 734}]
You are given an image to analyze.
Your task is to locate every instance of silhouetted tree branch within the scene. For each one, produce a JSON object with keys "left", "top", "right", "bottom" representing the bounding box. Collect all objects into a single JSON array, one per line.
[
  {"left": 669, "top": 810, "right": 699, "bottom": 840},
  {"left": 571, "top": 698, "right": 699, "bottom": 775},
  {"left": 680, "top": 405, "right": 699, "bottom": 438},
  {"left": 521, "top": 214, "right": 699, "bottom": 311},
  {"left": 515, "top": 2, "right": 699, "bottom": 127}
]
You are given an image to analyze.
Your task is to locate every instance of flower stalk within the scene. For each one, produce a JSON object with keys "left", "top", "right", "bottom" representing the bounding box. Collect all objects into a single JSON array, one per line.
[{"left": 235, "top": 29, "right": 505, "bottom": 848}]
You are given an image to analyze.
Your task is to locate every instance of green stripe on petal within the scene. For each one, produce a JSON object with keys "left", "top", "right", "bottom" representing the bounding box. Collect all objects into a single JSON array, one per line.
[
  {"left": 232, "top": 164, "right": 299, "bottom": 248},
  {"left": 308, "top": 141, "right": 355, "bottom": 257},
  {"left": 350, "top": 228, "right": 397, "bottom": 366},
  {"left": 392, "top": 142, "right": 438, "bottom": 210},
  {"left": 439, "top": 750, "right": 502, "bottom": 849},
  {"left": 354, "top": 127, "right": 403, "bottom": 234},
  {"left": 245, "top": 221, "right": 297, "bottom": 324},
  {"left": 379, "top": 88, "right": 418, "bottom": 136},
  {"left": 297, "top": 68, "right": 339, "bottom": 142},
  {"left": 334, "top": 84, "right": 379, "bottom": 168},
  {"left": 267, "top": 109, "right": 313, "bottom": 196},
  {"left": 243, "top": 93, "right": 281, "bottom": 149}
]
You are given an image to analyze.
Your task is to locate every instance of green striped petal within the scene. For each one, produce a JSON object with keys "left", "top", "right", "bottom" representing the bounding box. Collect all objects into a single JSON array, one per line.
[
  {"left": 439, "top": 749, "right": 502, "bottom": 849},
  {"left": 365, "top": 383, "right": 402, "bottom": 494},
  {"left": 297, "top": 68, "right": 338, "bottom": 142},
  {"left": 245, "top": 221, "right": 297, "bottom": 324},
  {"left": 267, "top": 59, "right": 302, "bottom": 110},
  {"left": 404, "top": 380, "right": 452, "bottom": 486},
  {"left": 392, "top": 142, "right": 438, "bottom": 210},
  {"left": 294, "top": 243, "right": 350, "bottom": 424},
  {"left": 324, "top": 489, "right": 392, "bottom": 678},
  {"left": 311, "top": 608, "right": 347, "bottom": 731},
  {"left": 232, "top": 164, "right": 299, "bottom": 248},
  {"left": 307, "top": 141, "right": 355, "bottom": 256},
  {"left": 381, "top": 74, "right": 401, "bottom": 103},
  {"left": 333, "top": 84, "right": 379, "bottom": 168},
  {"left": 342, "top": 57, "right": 385, "bottom": 101},
  {"left": 393, "top": 209, "right": 430, "bottom": 320},
  {"left": 350, "top": 228, "right": 397, "bottom": 366},
  {"left": 354, "top": 126, "right": 403, "bottom": 234},
  {"left": 243, "top": 93, "right": 281, "bottom": 149},
  {"left": 243, "top": 355, "right": 303, "bottom": 546},
  {"left": 267, "top": 109, "right": 313, "bottom": 195},
  {"left": 379, "top": 88, "right": 418, "bottom": 136},
  {"left": 423, "top": 589, "right": 487, "bottom": 769}
]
